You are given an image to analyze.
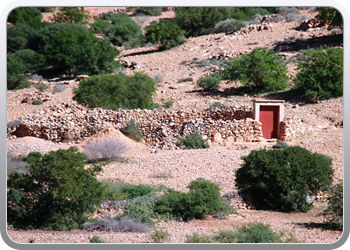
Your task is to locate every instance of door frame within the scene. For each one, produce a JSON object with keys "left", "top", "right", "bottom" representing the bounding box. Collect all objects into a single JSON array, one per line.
[{"left": 252, "top": 99, "right": 285, "bottom": 139}]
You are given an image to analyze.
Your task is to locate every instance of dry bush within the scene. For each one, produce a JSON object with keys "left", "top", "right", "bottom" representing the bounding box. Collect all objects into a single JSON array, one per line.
[
  {"left": 83, "top": 137, "right": 129, "bottom": 161},
  {"left": 83, "top": 216, "right": 149, "bottom": 232}
]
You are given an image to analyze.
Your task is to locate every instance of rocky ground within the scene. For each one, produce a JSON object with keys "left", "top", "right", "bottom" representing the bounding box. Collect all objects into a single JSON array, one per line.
[{"left": 6, "top": 8, "right": 344, "bottom": 244}]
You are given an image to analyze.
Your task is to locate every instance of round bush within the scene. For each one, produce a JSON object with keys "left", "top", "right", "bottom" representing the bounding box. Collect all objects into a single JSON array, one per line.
[
  {"left": 73, "top": 73, "right": 157, "bottom": 110},
  {"left": 294, "top": 47, "right": 343, "bottom": 101},
  {"left": 36, "top": 24, "right": 119, "bottom": 76},
  {"left": 197, "top": 75, "right": 221, "bottom": 90},
  {"left": 154, "top": 180, "right": 224, "bottom": 221},
  {"left": 8, "top": 7, "right": 44, "bottom": 29},
  {"left": 8, "top": 49, "right": 40, "bottom": 72},
  {"left": 7, "top": 56, "right": 30, "bottom": 90},
  {"left": 145, "top": 20, "right": 186, "bottom": 50},
  {"left": 235, "top": 146, "right": 334, "bottom": 212},
  {"left": 225, "top": 47, "right": 289, "bottom": 93},
  {"left": 7, "top": 23, "right": 38, "bottom": 53}
]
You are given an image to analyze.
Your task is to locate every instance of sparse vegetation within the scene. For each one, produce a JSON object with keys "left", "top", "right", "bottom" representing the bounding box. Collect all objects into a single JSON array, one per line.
[
  {"left": 84, "top": 216, "right": 149, "bottom": 232},
  {"left": 177, "top": 132, "right": 209, "bottom": 149},
  {"left": 150, "top": 228, "right": 171, "bottom": 243},
  {"left": 178, "top": 77, "right": 193, "bottom": 83},
  {"left": 122, "top": 120, "right": 143, "bottom": 142},
  {"left": 214, "top": 19, "right": 247, "bottom": 34},
  {"left": 186, "top": 222, "right": 299, "bottom": 243},
  {"left": 49, "top": 7, "right": 90, "bottom": 24},
  {"left": 89, "top": 235, "right": 105, "bottom": 243}
]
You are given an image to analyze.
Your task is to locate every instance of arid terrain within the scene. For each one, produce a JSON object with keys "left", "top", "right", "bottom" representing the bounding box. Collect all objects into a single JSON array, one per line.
[{"left": 6, "top": 8, "right": 343, "bottom": 244}]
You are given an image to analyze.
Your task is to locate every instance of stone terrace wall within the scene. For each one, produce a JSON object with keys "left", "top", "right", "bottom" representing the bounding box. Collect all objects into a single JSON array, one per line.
[
  {"left": 8, "top": 102, "right": 304, "bottom": 149},
  {"left": 8, "top": 102, "right": 265, "bottom": 150}
]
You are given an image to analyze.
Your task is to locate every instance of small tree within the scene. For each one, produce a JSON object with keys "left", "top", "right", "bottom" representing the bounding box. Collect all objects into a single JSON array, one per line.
[
  {"left": 73, "top": 73, "right": 157, "bottom": 110},
  {"left": 235, "top": 146, "right": 334, "bottom": 212},
  {"left": 7, "top": 148, "right": 104, "bottom": 230},
  {"left": 225, "top": 47, "right": 289, "bottom": 93},
  {"left": 37, "top": 26, "right": 119, "bottom": 76},
  {"left": 145, "top": 20, "right": 186, "bottom": 50},
  {"left": 294, "top": 47, "right": 343, "bottom": 101},
  {"left": 7, "top": 7, "right": 45, "bottom": 29}
]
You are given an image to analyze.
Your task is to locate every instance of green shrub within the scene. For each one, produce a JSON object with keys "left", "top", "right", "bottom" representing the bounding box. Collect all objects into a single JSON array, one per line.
[
  {"left": 178, "top": 77, "right": 193, "bottom": 83},
  {"left": 154, "top": 180, "right": 225, "bottom": 221},
  {"left": 99, "top": 180, "right": 130, "bottom": 201},
  {"left": 8, "top": 7, "right": 45, "bottom": 29},
  {"left": 50, "top": 7, "right": 90, "bottom": 24},
  {"left": 225, "top": 47, "right": 289, "bottom": 93},
  {"left": 122, "top": 195, "right": 158, "bottom": 224},
  {"left": 7, "top": 55, "right": 30, "bottom": 90},
  {"left": 121, "top": 184, "right": 154, "bottom": 200},
  {"left": 32, "top": 100, "right": 44, "bottom": 105},
  {"left": 294, "top": 47, "right": 343, "bottom": 101},
  {"left": 37, "top": 27, "right": 119, "bottom": 76},
  {"left": 8, "top": 49, "right": 41, "bottom": 73},
  {"left": 122, "top": 120, "right": 144, "bottom": 142},
  {"left": 7, "top": 23, "right": 38, "bottom": 53},
  {"left": 7, "top": 148, "right": 105, "bottom": 230},
  {"left": 174, "top": 7, "right": 248, "bottom": 37},
  {"left": 214, "top": 19, "right": 247, "bottom": 34},
  {"left": 100, "top": 12, "right": 143, "bottom": 48},
  {"left": 145, "top": 20, "right": 186, "bottom": 50},
  {"left": 73, "top": 73, "right": 157, "bottom": 110},
  {"left": 89, "top": 235, "right": 105, "bottom": 243},
  {"left": 150, "top": 228, "right": 171, "bottom": 243},
  {"left": 90, "top": 19, "right": 112, "bottom": 34},
  {"left": 185, "top": 232, "right": 213, "bottom": 243},
  {"left": 161, "top": 99, "right": 174, "bottom": 109},
  {"left": 232, "top": 222, "right": 284, "bottom": 243},
  {"left": 210, "top": 102, "right": 224, "bottom": 108},
  {"left": 197, "top": 75, "right": 221, "bottom": 90},
  {"left": 315, "top": 7, "right": 343, "bottom": 27},
  {"left": 235, "top": 146, "right": 334, "bottom": 212},
  {"left": 323, "top": 181, "right": 343, "bottom": 230},
  {"left": 177, "top": 132, "right": 209, "bottom": 149}
]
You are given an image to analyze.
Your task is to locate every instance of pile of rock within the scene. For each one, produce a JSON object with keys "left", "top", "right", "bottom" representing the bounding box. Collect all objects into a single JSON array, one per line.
[
  {"left": 296, "top": 18, "right": 321, "bottom": 31},
  {"left": 231, "top": 23, "right": 273, "bottom": 36},
  {"left": 21, "top": 91, "right": 53, "bottom": 104},
  {"left": 120, "top": 59, "right": 141, "bottom": 70},
  {"left": 279, "top": 116, "right": 305, "bottom": 141}
]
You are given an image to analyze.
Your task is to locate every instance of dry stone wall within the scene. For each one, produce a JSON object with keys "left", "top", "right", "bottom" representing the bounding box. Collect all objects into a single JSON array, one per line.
[
  {"left": 8, "top": 102, "right": 265, "bottom": 149},
  {"left": 8, "top": 102, "right": 304, "bottom": 149},
  {"left": 279, "top": 116, "right": 305, "bottom": 141}
]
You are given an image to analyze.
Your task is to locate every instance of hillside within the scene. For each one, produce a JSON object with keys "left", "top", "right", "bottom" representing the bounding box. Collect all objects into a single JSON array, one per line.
[{"left": 6, "top": 7, "right": 343, "bottom": 244}]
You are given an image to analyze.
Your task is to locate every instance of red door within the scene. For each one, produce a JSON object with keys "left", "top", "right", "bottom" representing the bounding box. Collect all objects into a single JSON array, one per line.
[{"left": 259, "top": 106, "right": 279, "bottom": 139}]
